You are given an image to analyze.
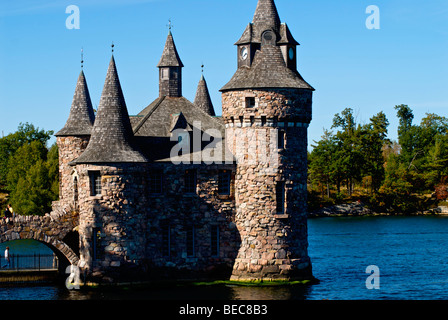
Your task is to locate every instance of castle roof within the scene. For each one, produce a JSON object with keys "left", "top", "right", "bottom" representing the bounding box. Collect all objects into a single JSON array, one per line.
[
  {"left": 157, "top": 31, "right": 184, "bottom": 68},
  {"left": 132, "top": 96, "right": 222, "bottom": 138},
  {"left": 72, "top": 55, "right": 148, "bottom": 164},
  {"left": 220, "top": 44, "right": 314, "bottom": 92},
  {"left": 55, "top": 70, "right": 95, "bottom": 137},
  {"left": 194, "top": 75, "right": 216, "bottom": 116}
]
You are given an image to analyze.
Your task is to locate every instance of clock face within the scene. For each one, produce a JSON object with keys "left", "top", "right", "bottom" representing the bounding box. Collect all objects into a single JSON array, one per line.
[
  {"left": 240, "top": 47, "right": 248, "bottom": 60},
  {"left": 289, "top": 48, "right": 294, "bottom": 60}
]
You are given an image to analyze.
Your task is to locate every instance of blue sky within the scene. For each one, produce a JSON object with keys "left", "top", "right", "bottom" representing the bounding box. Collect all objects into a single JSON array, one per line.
[{"left": 0, "top": 0, "right": 447, "bottom": 149}]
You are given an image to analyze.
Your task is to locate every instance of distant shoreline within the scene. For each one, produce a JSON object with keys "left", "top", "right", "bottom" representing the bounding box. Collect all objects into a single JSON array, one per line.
[{"left": 308, "top": 202, "right": 448, "bottom": 218}]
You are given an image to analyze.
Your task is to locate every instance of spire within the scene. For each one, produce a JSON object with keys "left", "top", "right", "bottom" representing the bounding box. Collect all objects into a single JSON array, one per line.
[
  {"left": 253, "top": 0, "right": 281, "bottom": 33},
  {"left": 56, "top": 70, "right": 95, "bottom": 136},
  {"left": 72, "top": 55, "right": 147, "bottom": 164},
  {"left": 194, "top": 73, "right": 215, "bottom": 116},
  {"left": 157, "top": 31, "right": 184, "bottom": 68}
]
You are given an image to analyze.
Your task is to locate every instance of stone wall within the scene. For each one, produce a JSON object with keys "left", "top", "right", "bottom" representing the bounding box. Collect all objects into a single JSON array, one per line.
[
  {"left": 57, "top": 136, "right": 90, "bottom": 210},
  {"left": 74, "top": 161, "right": 239, "bottom": 283}
]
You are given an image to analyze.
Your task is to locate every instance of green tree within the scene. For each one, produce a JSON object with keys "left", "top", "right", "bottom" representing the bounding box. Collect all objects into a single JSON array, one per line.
[
  {"left": 309, "top": 130, "right": 338, "bottom": 197},
  {"left": 331, "top": 108, "right": 363, "bottom": 196},
  {"left": 362, "top": 111, "right": 390, "bottom": 193},
  {"left": 0, "top": 123, "right": 53, "bottom": 188}
]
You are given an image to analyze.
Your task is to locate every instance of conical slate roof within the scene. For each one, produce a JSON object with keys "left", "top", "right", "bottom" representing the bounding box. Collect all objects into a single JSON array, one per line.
[
  {"left": 221, "top": 42, "right": 314, "bottom": 91},
  {"left": 72, "top": 56, "right": 148, "bottom": 164},
  {"left": 56, "top": 70, "right": 95, "bottom": 136},
  {"left": 253, "top": 0, "right": 281, "bottom": 32},
  {"left": 236, "top": 0, "right": 298, "bottom": 46},
  {"left": 194, "top": 75, "right": 216, "bottom": 116},
  {"left": 157, "top": 31, "right": 184, "bottom": 68}
]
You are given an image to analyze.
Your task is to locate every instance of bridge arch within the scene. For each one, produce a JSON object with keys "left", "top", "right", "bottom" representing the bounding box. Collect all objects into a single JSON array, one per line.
[{"left": 0, "top": 210, "right": 80, "bottom": 271}]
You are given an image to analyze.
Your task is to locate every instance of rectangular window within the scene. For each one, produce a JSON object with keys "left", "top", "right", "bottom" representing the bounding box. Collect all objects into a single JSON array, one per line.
[
  {"left": 278, "top": 129, "right": 285, "bottom": 149},
  {"left": 186, "top": 225, "right": 195, "bottom": 257},
  {"left": 161, "top": 221, "right": 171, "bottom": 257},
  {"left": 211, "top": 225, "right": 219, "bottom": 257},
  {"left": 276, "top": 181, "right": 285, "bottom": 214},
  {"left": 161, "top": 68, "right": 169, "bottom": 80},
  {"left": 218, "top": 170, "right": 231, "bottom": 195},
  {"left": 184, "top": 170, "right": 197, "bottom": 194},
  {"left": 89, "top": 171, "right": 102, "bottom": 196},
  {"left": 149, "top": 170, "right": 163, "bottom": 194},
  {"left": 245, "top": 97, "right": 256, "bottom": 108}
]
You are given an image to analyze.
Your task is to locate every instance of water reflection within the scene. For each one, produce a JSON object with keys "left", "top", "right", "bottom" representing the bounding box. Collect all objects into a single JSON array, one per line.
[
  {"left": 51, "top": 283, "right": 314, "bottom": 301},
  {"left": 228, "top": 285, "right": 312, "bottom": 300}
]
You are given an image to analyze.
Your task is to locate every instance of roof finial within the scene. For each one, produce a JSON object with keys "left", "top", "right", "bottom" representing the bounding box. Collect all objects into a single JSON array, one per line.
[
  {"left": 81, "top": 47, "right": 84, "bottom": 69},
  {"left": 111, "top": 41, "right": 115, "bottom": 53},
  {"left": 201, "top": 63, "right": 204, "bottom": 74}
]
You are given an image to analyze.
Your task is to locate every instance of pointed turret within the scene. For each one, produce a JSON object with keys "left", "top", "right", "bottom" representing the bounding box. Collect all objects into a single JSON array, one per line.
[
  {"left": 56, "top": 70, "right": 95, "bottom": 136},
  {"left": 252, "top": 0, "right": 281, "bottom": 33},
  {"left": 194, "top": 74, "right": 216, "bottom": 116},
  {"left": 222, "top": 0, "right": 314, "bottom": 91},
  {"left": 158, "top": 31, "right": 183, "bottom": 97},
  {"left": 72, "top": 55, "right": 147, "bottom": 164}
]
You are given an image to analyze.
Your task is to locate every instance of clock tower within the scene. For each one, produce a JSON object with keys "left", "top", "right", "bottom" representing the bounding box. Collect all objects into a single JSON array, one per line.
[{"left": 221, "top": 0, "right": 315, "bottom": 282}]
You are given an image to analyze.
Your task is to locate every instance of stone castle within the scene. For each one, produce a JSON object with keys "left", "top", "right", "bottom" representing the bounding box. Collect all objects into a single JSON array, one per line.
[{"left": 55, "top": 0, "right": 314, "bottom": 283}]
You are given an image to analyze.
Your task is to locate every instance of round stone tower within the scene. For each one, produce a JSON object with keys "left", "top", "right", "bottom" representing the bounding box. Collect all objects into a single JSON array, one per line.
[
  {"left": 70, "top": 55, "right": 149, "bottom": 282},
  {"left": 220, "top": 0, "right": 314, "bottom": 281}
]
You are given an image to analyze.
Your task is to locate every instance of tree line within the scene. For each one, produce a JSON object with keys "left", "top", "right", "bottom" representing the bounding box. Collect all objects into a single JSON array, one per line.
[
  {"left": 308, "top": 105, "right": 448, "bottom": 214},
  {"left": 0, "top": 123, "right": 58, "bottom": 216}
]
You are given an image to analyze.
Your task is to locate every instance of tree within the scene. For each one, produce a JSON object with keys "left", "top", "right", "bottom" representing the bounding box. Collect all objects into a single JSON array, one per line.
[
  {"left": 362, "top": 112, "right": 390, "bottom": 193},
  {"left": 309, "top": 130, "right": 338, "bottom": 197},
  {"left": 331, "top": 108, "right": 363, "bottom": 196},
  {"left": 7, "top": 143, "right": 59, "bottom": 216},
  {"left": 0, "top": 123, "right": 53, "bottom": 188}
]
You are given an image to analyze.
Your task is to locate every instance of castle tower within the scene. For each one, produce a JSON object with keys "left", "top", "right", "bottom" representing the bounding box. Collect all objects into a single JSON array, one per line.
[
  {"left": 220, "top": 0, "right": 314, "bottom": 281},
  {"left": 71, "top": 55, "right": 149, "bottom": 282},
  {"left": 194, "top": 74, "right": 216, "bottom": 116},
  {"left": 55, "top": 69, "right": 95, "bottom": 211},
  {"left": 157, "top": 30, "right": 184, "bottom": 97}
]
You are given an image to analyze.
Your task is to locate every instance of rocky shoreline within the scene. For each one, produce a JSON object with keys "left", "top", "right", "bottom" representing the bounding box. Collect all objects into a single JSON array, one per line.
[{"left": 308, "top": 202, "right": 448, "bottom": 218}]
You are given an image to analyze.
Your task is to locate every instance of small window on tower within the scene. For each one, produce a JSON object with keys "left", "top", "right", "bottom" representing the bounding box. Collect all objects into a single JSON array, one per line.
[
  {"left": 218, "top": 170, "right": 232, "bottom": 195},
  {"left": 89, "top": 171, "right": 102, "bottom": 196},
  {"left": 276, "top": 181, "right": 285, "bottom": 214},
  {"left": 161, "top": 68, "right": 169, "bottom": 80},
  {"left": 245, "top": 97, "right": 256, "bottom": 108},
  {"left": 278, "top": 130, "right": 285, "bottom": 149}
]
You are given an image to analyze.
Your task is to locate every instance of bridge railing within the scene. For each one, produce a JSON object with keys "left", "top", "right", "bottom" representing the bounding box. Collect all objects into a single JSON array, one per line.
[{"left": 0, "top": 254, "right": 59, "bottom": 271}]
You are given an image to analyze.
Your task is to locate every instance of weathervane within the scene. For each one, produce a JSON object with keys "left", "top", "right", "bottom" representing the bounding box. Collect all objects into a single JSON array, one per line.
[
  {"left": 81, "top": 47, "right": 84, "bottom": 69},
  {"left": 167, "top": 19, "right": 173, "bottom": 32}
]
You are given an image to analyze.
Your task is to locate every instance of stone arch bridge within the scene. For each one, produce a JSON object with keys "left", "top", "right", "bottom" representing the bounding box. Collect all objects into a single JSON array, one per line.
[{"left": 0, "top": 203, "right": 79, "bottom": 271}]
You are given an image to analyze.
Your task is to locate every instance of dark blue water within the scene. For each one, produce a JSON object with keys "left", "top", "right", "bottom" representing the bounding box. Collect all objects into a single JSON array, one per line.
[{"left": 1, "top": 216, "right": 448, "bottom": 300}]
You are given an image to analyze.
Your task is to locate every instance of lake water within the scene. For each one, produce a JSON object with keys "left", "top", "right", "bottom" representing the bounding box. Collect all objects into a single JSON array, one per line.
[{"left": 1, "top": 215, "right": 448, "bottom": 300}]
